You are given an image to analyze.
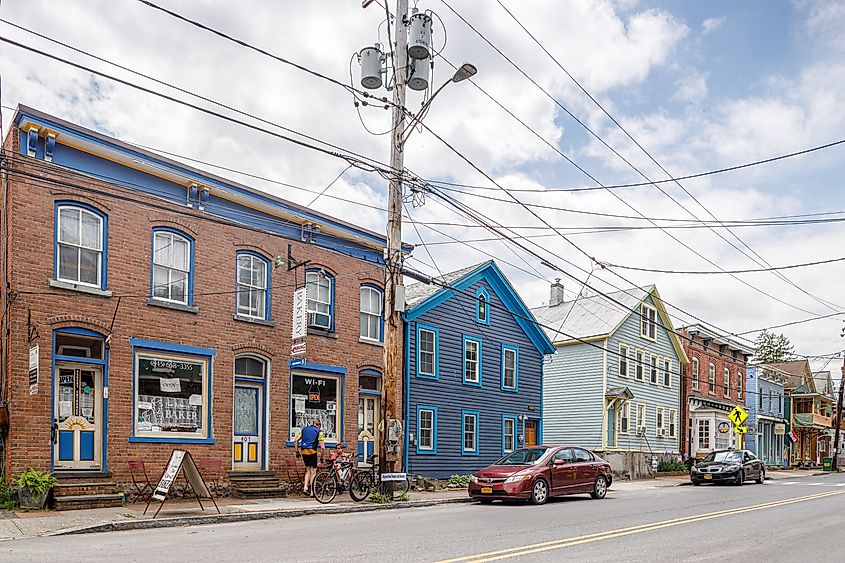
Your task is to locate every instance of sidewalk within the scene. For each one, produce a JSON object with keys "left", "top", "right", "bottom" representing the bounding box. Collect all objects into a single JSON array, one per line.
[
  {"left": 610, "top": 468, "right": 837, "bottom": 491},
  {"left": 0, "top": 489, "right": 470, "bottom": 541}
]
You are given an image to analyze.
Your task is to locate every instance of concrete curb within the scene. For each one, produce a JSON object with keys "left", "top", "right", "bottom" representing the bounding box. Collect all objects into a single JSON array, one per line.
[{"left": 48, "top": 497, "right": 475, "bottom": 536}]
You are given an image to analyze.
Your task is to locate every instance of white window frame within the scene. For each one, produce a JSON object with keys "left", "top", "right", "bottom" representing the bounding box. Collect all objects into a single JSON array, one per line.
[
  {"left": 669, "top": 409, "right": 677, "bottom": 438},
  {"left": 463, "top": 338, "right": 481, "bottom": 385},
  {"left": 737, "top": 370, "right": 743, "bottom": 399},
  {"left": 692, "top": 357, "right": 699, "bottom": 390},
  {"left": 649, "top": 354, "right": 659, "bottom": 384},
  {"left": 502, "top": 347, "right": 517, "bottom": 390},
  {"left": 635, "top": 350, "right": 645, "bottom": 381},
  {"left": 723, "top": 367, "right": 730, "bottom": 398},
  {"left": 359, "top": 286, "right": 383, "bottom": 342},
  {"left": 418, "top": 408, "right": 435, "bottom": 451},
  {"left": 619, "top": 344, "right": 629, "bottom": 378},
  {"left": 662, "top": 358, "right": 671, "bottom": 388},
  {"left": 56, "top": 205, "right": 104, "bottom": 288},
  {"left": 152, "top": 230, "right": 191, "bottom": 305},
  {"left": 636, "top": 403, "right": 647, "bottom": 434},
  {"left": 656, "top": 406, "right": 665, "bottom": 436},
  {"left": 619, "top": 402, "right": 630, "bottom": 434},
  {"left": 306, "top": 270, "right": 332, "bottom": 330},
  {"left": 503, "top": 418, "right": 515, "bottom": 453},
  {"left": 640, "top": 304, "right": 657, "bottom": 340},
  {"left": 708, "top": 363, "right": 716, "bottom": 394},
  {"left": 418, "top": 328, "right": 436, "bottom": 377},
  {"left": 462, "top": 412, "right": 478, "bottom": 454},
  {"left": 698, "top": 419, "right": 710, "bottom": 449},
  {"left": 236, "top": 254, "right": 268, "bottom": 320}
]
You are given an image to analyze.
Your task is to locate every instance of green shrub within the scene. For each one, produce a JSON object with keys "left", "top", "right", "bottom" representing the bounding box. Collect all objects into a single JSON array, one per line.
[
  {"left": 657, "top": 458, "right": 687, "bottom": 472},
  {"left": 448, "top": 474, "right": 471, "bottom": 487},
  {"left": 16, "top": 468, "right": 57, "bottom": 496},
  {"left": 396, "top": 491, "right": 410, "bottom": 502},
  {"left": 369, "top": 491, "right": 393, "bottom": 504},
  {"left": 0, "top": 480, "right": 17, "bottom": 510}
]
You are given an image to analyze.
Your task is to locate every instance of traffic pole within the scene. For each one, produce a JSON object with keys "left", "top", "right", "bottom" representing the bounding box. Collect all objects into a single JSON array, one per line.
[{"left": 832, "top": 357, "right": 844, "bottom": 470}]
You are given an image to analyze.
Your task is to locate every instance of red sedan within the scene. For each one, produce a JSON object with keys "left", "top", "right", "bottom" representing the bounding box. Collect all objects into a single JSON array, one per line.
[{"left": 468, "top": 446, "right": 613, "bottom": 505}]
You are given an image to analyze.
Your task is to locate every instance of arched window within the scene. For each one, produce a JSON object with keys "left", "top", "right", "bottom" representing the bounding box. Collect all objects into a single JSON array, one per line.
[
  {"left": 359, "top": 285, "right": 383, "bottom": 342},
  {"left": 236, "top": 252, "right": 270, "bottom": 320},
  {"left": 151, "top": 228, "right": 193, "bottom": 305},
  {"left": 306, "top": 269, "right": 334, "bottom": 331},
  {"left": 55, "top": 203, "right": 107, "bottom": 288},
  {"left": 475, "top": 287, "right": 490, "bottom": 324}
]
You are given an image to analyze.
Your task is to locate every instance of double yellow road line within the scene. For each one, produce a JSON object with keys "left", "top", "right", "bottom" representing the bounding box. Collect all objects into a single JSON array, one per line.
[{"left": 437, "top": 490, "right": 844, "bottom": 562}]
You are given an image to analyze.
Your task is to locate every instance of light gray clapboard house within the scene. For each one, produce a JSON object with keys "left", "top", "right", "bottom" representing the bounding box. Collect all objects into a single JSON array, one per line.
[{"left": 532, "top": 281, "right": 689, "bottom": 478}]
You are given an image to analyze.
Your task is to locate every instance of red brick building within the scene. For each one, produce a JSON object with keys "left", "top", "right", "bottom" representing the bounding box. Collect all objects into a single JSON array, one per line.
[
  {"left": 0, "top": 106, "right": 402, "bottom": 506},
  {"left": 680, "top": 324, "right": 753, "bottom": 459}
]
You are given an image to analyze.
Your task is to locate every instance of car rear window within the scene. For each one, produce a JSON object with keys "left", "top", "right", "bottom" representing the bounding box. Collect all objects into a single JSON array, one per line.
[{"left": 496, "top": 448, "right": 548, "bottom": 465}]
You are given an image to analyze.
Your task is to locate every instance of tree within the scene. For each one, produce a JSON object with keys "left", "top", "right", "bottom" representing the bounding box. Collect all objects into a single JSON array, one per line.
[{"left": 754, "top": 330, "right": 795, "bottom": 363}]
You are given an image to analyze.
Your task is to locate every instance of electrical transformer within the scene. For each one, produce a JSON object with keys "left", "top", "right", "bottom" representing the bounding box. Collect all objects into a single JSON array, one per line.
[{"left": 359, "top": 45, "right": 383, "bottom": 89}]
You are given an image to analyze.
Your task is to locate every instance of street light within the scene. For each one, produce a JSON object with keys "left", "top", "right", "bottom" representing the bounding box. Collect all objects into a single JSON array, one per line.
[{"left": 402, "top": 63, "right": 477, "bottom": 144}]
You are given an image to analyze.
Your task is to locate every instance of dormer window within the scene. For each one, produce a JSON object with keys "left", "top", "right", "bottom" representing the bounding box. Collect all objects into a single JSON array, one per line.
[
  {"left": 640, "top": 304, "right": 657, "bottom": 340},
  {"left": 476, "top": 287, "right": 490, "bottom": 325}
]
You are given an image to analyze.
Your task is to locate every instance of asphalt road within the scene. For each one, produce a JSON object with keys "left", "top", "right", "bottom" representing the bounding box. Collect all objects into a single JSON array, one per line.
[{"left": 5, "top": 473, "right": 845, "bottom": 562}]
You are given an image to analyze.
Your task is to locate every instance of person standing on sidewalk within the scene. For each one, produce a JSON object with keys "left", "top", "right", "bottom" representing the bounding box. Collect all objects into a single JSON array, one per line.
[{"left": 295, "top": 418, "right": 325, "bottom": 495}]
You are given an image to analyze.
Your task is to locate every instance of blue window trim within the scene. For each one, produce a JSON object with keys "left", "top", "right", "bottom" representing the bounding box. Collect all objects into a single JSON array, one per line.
[
  {"left": 306, "top": 268, "right": 335, "bottom": 332},
  {"left": 235, "top": 251, "right": 272, "bottom": 321},
  {"left": 150, "top": 227, "right": 195, "bottom": 306},
  {"left": 286, "top": 359, "right": 347, "bottom": 375},
  {"left": 360, "top": 368, "right": 382, "bottom": 377},
  {"left": 128, "top": 338, "right": 216, "bottom": 444},
  {"left": 416, "top": 404, "right": 438, "bottom": 455},
  {"left": 475, "top": 286, "right": 490, "bottom": 325},
  {"left": 360, "top": 283, "right": 385, "bottom": 343},
  {"left": 415, "top": 323, "right": 439, "bottom": 380},
  {"left": 461, "top": 409, "right": 480, "bottom": 456},
  {"left": 54, "top": 200, "right": 109, "bottom": 291},
  {"left": 403, "top": 321, "right": 411, "bottom": 471},
  {"left": 502, "top": 414, "right": 518, "bottom": 455},
  {"left": 462, "top": 335, "right": 482, "bottom": 387},
  {"left": 501, "top": 344, "right": 519, "bottom": 392},
  {"left": 50, "top": 327, "right": 110, "bottom": 471},
  {"left": 286, "top": 365, "right": 345, "bottom": 447}
]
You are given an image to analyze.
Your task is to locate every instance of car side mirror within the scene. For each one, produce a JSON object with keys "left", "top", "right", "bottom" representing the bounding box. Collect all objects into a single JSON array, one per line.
[{"left": 553, "top": 459, "right": 566, "bottom": 466}]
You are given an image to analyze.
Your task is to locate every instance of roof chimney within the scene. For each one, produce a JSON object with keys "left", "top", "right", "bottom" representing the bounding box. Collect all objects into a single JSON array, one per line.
[{"left": 549, "top": 278, "right": 564, "bottom": 307}]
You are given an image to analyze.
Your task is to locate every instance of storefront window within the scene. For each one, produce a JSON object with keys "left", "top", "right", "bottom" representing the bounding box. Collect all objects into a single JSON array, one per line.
[
  {"left": 290, "top": 373, "right": 339, "bottom": 442},
  {"left": 135, "top": 352, "right": 208, "bottom": 439}
]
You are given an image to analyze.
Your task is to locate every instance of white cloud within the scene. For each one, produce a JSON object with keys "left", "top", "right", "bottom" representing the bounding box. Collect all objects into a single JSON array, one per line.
[{"left": 701, "top": 16, "right": 725, "bottom": 35}]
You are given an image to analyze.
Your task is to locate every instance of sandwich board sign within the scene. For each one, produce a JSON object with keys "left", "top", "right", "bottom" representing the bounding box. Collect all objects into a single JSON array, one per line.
[{"left": 145, "top": 449, "right": 219, "bottom": 518}]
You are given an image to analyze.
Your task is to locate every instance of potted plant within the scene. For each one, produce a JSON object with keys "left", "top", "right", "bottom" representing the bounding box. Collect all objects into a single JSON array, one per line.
[{"left": 16, "top": 468, "right": 57, "bottom": 510}]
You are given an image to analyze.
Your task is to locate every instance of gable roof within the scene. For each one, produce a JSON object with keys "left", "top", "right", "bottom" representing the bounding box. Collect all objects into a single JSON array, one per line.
[
  {"left": 812, "top": 371, "right": 835, "bottom": 398},
  {"left": 768, "top": 360, "right": 811, "bottom": 390},
  {"left": 403, "top": 261, "right": 555, "bottom": 355},
  {"left": 531, "top": 285, "right": 689, "bottom": 364}
]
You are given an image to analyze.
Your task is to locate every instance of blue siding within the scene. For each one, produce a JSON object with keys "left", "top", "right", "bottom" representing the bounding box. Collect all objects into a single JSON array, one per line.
[
  {"left": 406, "top": 278, "right": 544, "bottom": 478},
  {"left": 745, "top": 366, "right": 788, "bottom": 466}
]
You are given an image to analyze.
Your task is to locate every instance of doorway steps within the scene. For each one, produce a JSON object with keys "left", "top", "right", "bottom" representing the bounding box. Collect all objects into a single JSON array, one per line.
[
  {"left": 229, "top": 470, "right": 286, "bottom": 499},
  {"left": 52, "top": 471, "right": 124, "bottom": 510}
]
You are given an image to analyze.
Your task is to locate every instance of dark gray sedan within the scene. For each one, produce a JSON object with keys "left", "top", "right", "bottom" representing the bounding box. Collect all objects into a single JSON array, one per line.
[{"left": 690, "top": 449, "right": 765, "bottom": 486}]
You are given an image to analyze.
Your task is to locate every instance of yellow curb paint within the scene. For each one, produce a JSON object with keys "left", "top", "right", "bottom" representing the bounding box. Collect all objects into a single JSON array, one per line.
[{"left": 438, "top": 490, "right": 844, "bottom": 563}]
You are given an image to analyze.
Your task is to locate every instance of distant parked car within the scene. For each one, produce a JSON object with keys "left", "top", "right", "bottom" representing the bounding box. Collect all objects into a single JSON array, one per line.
[
  {"left": 690, "top": 449, "right": 765, "bottom": 486},
  {"left": 468, "top": 446, "right": 613, "bottom": 505}
]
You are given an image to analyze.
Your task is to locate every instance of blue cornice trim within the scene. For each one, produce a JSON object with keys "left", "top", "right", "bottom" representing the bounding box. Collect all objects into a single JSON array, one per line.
[
  {"left": 129, "top": 337, "right": 216, "bottom": 357},
  {"left": 404, "top": 261, "right": 555, "bottom": 355},
  {"left": 287, "top": 360, "right": 347, "bottom": 375}
]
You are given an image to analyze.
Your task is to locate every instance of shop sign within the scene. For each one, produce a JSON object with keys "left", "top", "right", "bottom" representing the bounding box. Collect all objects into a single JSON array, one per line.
[
  {"left": 308, "top": 391, "right": 321, "bottom": 402},
  {"left": 380, "top": 472, "right": 407, "bottom": 482},
  {"left": 291, "top": 340, "right": 306, "bottom": 356},
  {"left": 774, "top": 423, "right": 786, "bottom": 435},
  {"left": 291, "top": 287, "right": 307, "bottom": 340},
  {"left": 28, "top": 345, "right": 39, "bottom": 396},
  {"left": 159, "top": 378, "right": 182, "bottom": 393},
  {"left": 717, "top": 421, "right": 731, "bottom": 434}
]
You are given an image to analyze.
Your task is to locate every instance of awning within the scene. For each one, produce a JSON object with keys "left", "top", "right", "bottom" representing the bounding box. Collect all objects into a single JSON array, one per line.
[{"left": 605, "top": 386, "right": 634, "bottom": 400}]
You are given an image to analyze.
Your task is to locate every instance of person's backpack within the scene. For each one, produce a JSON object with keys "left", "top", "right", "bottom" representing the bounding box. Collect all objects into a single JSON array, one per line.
[{"left": 299, "top": 425, "right": 318, "bottom": 450}]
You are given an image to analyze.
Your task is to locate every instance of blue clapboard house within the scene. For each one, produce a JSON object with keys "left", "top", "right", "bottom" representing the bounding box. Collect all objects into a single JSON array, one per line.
[{"left": 403, "top": 261, "right": 555, "bottom": 477}]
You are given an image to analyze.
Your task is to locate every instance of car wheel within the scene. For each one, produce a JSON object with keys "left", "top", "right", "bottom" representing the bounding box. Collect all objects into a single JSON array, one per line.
[
  {"left": 590, "top": 475, "right": 608, "bottom": 499},
  {"left": 529, "top": 479, "right": 549, "bottom": 505},
  {"left": 756, "top": 469, "right": 765, "bottom": 484},
  {"left": 692, "top": 480, "right": 701, "bottom": 486},
  {"left": 735, "top": 470, "right": 744, "bottom": 486},
  {"left": 478, "top": 498, "right": 493, "bottom": 505}
]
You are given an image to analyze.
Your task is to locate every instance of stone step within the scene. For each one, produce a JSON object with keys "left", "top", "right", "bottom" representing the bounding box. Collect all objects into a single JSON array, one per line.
[
  {"left": 53, "top": 481, "right": 119, "bottom": 498},
  {"left": 52, "top": 493, "right": 124, "bottom": 511},
  {"left": 231, "top": 486, "right": 286, "bottom": 499}
]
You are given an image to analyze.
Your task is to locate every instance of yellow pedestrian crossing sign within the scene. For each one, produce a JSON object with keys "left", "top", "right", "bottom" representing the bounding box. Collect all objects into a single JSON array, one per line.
[
  {"left": 729, "top": 406, "right": 748, "bottom": 426},
  {"left": 734, "top": 425, "right": 747, "bottom": 435}
]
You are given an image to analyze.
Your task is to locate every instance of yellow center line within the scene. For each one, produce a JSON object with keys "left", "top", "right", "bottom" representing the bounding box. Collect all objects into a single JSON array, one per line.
[{"left": 437, "top": 490, "right": 844, "bottom": 563}]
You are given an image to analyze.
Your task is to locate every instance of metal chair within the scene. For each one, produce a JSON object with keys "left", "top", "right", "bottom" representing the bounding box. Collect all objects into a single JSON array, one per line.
[
  {"left": 284, "top": 459, "right": 305, "bottom": 495},
  {"left": 127, "top": 460, "right": 154, "bottom": 503}
]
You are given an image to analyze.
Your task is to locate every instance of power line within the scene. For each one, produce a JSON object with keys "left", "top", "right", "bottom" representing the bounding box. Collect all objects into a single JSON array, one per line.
[
  {"left": 493, "top": 0, "right": 843, "bottom": 314},
  {"left": 602, "top": 255, "right": 845, "bottom": 275}
]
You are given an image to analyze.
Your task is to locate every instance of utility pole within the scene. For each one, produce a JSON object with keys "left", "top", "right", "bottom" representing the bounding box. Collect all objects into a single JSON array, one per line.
[
  {"left": 832, "top": 356, "right": 844, "bottom": 470},
  {"left": 380, "top": 0, "right": 409, "bottom": 482}
]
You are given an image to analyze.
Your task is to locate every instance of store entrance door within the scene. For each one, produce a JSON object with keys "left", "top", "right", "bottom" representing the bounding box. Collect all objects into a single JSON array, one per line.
[
  {"left": 525, "top": 420, "right": 538, "bottom": 446},
  {"left": 357, "top": 396, "right": 379, "bottom": 463},
  {"left": 54, "top": 365, "right": 102, "bottom": 470},
  {"left": 233, "top": 383, "right": 263, "bottom": 470}
]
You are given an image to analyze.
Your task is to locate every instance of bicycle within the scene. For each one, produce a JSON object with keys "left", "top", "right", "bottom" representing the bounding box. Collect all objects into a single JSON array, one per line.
[
  {"left": 311, "top": 457, "right": 355, "bottom": 505},
  {"left": 348, "top": 454, "right": 410, "bottom": 502}
]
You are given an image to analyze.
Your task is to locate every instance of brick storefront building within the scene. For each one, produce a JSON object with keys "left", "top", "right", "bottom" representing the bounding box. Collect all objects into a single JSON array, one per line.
[
  {"left": 0, "top": 106, "right": 403, "bottom": 506},
  {"left": 679, "top": 324, "right": 753, "bottom": 460}
]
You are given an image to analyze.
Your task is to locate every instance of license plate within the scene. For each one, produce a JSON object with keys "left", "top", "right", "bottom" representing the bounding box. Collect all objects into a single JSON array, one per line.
[
  {"left": 481, "top": 487, "right": 493, "bottom": 494},
  {"left": 703, "top": 474, "right": 712, "bottom": 480}
]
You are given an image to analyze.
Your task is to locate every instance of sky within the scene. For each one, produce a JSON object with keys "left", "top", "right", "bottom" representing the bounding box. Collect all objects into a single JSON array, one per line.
[{"left": 2, "top": 0, "right": 845, "bottom": 371}]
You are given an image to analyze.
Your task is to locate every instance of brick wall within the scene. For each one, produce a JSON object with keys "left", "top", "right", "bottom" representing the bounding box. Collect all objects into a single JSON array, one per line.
[{"left": 0, "top": 125, "right": 399, "bottom": 486}]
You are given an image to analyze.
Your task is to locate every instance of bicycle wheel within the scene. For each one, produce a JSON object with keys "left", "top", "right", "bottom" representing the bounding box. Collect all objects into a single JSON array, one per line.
[
  {"left": 312, "top": 470, "right": 338, "bottom": 504},
  {"left": 349, "top": 471, "right": 372, "bottom": 502},
  {"left": 393, "top": 476, "right": 411, "bottom": 496}
]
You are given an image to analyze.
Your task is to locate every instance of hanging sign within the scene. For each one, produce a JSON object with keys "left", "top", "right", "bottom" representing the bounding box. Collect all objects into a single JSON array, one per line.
[
  {"left": 718, "top": 421, "right": 731, "bottom": 434},
  {"left": 292, "top": 287, "right": 308, "bottom": 340},
  {"left": 291, "top": 340, "right": 306, "bottom": 356},
  {"left": 774, "top": 423, "right": 786, "bottom": 435},
  {"left": 308, "top": 391, "right": 321, "bottom": 402},
  {"left": 28, "top": 345, "right": 39, "bottom": 396}
]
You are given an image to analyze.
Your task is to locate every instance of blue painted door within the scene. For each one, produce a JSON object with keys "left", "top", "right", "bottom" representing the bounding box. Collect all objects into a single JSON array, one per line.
[
  {"left": 607, "top": 404, "right": 616, "bottom": 448},
  {"left": 54, "top": 366, "right": 101, "bottom": 469},
  {"left": 357, "top": 396, "right": 378, "bottom": 464}
]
